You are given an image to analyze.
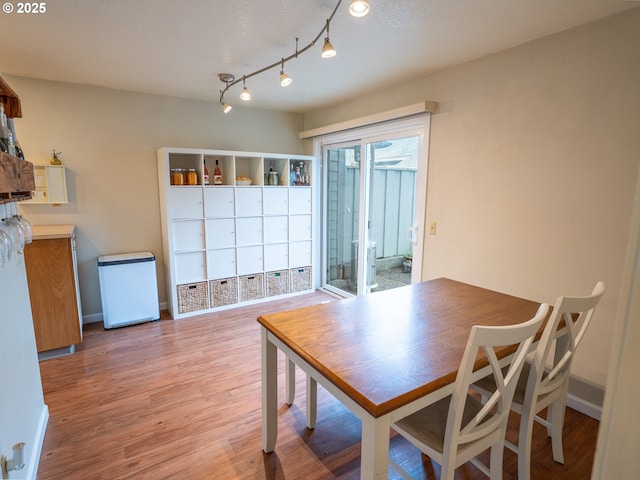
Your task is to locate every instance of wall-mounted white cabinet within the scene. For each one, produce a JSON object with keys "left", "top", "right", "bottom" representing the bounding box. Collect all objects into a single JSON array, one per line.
[
  {"left": 23, "top": 165, "right": 68, "bottom": 204},
  {"left": 157, "top": 147, "right": 316, "bottom": 319}
]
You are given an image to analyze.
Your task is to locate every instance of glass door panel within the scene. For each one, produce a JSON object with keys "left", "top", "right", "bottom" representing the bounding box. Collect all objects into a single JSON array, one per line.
[
  {"left": 325, "top": 143, "right": 360, "bottom": 294},
  {"left": 365, "top": 135, "right": 419, "bottom": 292}
]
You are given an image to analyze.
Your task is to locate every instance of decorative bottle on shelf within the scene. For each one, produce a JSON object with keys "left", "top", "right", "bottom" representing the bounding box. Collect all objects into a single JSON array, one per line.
[
  {"left": 302, "top": 163, "right": 309, "bottom": 186},
  {"left": 268, "top": 162, "right": 278, "bottom": 186},
  {"left": 294, "top": 165, "right": 302, "bottom": 186},
  {"left": 203, "top": 161, "right": 210, "bottom": 185},
  {"left": 213, "top": 159, "right": 223, "bottom": 185},
  {"left": 0, "top": 104, "right": 15, "bottom": 156},
  {"left": 289, "top": 163, "right": 295, "bottom": 186},
  {"left": 7, "top": 118, "right": 24, "bottom": 160}
]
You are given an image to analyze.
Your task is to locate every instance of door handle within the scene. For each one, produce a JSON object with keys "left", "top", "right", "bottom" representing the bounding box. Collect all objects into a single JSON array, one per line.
[{"left": 408, "top": 226, "right": 418, "bottom": 245}]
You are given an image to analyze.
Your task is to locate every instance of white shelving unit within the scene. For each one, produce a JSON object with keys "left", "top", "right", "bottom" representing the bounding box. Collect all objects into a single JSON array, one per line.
[
  {"left": 23, "top": 165, "right": 68, "bottom": 204},
  {"left": 157, "top": 147, "right": 316, "bottom": 319}
]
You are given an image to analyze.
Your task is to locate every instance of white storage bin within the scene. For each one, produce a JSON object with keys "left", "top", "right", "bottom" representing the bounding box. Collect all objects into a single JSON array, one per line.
[{"left": 98, "top": 252, "right": 160, "bottom": 329}]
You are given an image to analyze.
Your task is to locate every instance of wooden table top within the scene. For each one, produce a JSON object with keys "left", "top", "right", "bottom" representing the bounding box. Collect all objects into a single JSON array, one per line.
[{"left": 257, "top": 277, "right": 543, "bottom": 418}]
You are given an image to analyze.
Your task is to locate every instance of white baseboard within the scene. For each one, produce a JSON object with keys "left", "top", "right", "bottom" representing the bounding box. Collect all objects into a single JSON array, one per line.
[
  {"left": 567, "top": 393, "right": 602, "bottom": 420},
  {"left": 82, "top": 312, "right": 102, "bottom": 324},
  {"left": 82, "top": 302, "right": 168, "bottom": 324},
  {"left": 21, "top": 404, "right": 49, "bottom": 480}
]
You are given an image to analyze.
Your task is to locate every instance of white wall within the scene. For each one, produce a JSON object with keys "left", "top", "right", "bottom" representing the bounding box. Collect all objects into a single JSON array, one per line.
[
  {"left": 7, "top": 76, "right": 305, "bottom": 321},
  {"left": 304, "top": 8, "right": 640, "bottom": 388},
  {"left": 592, "top": 166, "right": 640, "bottom": 479},
  {"left": 0, "top": 205, "right": 48, "bottom": 479}
]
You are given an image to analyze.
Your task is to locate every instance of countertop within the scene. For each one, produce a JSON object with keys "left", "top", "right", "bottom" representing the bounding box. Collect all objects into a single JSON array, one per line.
[{"left": 32, "top": 224, "right": 75, "bottom": 240}]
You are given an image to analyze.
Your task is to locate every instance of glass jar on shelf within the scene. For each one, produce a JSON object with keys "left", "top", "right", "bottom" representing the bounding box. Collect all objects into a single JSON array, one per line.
[
  {"left": 187, "top": 168, "right": 199, "bottom": 185},
  {"left": 170, "top": 168, "right": 186, "bottom": 185}
]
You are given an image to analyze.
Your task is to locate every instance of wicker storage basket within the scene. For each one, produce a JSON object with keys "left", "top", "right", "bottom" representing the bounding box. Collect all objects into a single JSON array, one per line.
[
  {"left": 266, "top": 270, "right": 289, "bottom": 297},
  {"left": 209, "top": 277, "right": 238, "bottom": 307},
  {"left": 290, "top": 266, "right": 312, "bottom": 293},
  {"left": 177, "top": 282, "right": 209, "bottom": 314},
  {"left": 239, "top": 273, "right": 264, "bottom": 302}
]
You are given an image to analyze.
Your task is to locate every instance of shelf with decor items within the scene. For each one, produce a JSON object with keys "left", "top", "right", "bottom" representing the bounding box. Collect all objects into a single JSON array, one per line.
[
  {"left": 0, "top": 151, "right": 35, "bottom": 203},
  {"left": 157, "top": 147, "right": 315, "bottom": 319},
  {"left": 22, "top": 164, "right": 68, "bottom": 204}
]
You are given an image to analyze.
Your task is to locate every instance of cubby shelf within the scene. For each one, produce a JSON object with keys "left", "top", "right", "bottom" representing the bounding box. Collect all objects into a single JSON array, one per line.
[{"left": 157, "top": 147, "right": 316, "bottom": 319}]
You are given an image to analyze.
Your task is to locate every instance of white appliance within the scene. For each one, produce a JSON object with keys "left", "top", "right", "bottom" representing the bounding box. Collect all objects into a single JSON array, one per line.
[{"left": 98, "top": 251, "right": 160, "bottom": 329}]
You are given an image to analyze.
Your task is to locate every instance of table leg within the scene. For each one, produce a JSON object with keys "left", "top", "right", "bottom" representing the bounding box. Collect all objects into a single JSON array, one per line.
[
  {"left": 306, "top": 375, "right": 317, "bottom": 429},
  {"left": 261, "top": 328, "right": 278, "bottom": 453},
  {"left": 286, "top": 356, "right": 295, "bottom": 405},
  {"left": 360, "top": 415, "right": 390, "bottom": 479}
]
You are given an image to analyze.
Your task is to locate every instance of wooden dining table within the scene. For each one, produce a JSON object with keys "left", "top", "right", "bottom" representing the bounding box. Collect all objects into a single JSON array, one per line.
[{"left": 257, "top": 277, "right": 545, "bottom": 479}]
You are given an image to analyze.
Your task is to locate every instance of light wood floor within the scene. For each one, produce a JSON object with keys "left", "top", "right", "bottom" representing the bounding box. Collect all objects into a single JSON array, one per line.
[{"left": 37, "top": 291, "right": 600, "bottom": 479}]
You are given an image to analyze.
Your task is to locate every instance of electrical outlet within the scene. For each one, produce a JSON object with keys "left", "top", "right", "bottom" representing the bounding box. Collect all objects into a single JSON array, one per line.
[{"left": 429, "top": 222, "right": 437, "bottom": 235}]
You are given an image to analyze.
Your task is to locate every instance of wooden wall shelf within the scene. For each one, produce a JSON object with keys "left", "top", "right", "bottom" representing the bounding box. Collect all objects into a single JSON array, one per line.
[{"left": 0, "top": 152, "right": 35, "bottom": 204}]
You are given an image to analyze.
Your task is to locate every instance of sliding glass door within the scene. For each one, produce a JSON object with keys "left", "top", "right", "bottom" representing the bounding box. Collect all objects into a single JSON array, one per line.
[{"left": 321, "top": 119, "right": 429, "bottom": 297}]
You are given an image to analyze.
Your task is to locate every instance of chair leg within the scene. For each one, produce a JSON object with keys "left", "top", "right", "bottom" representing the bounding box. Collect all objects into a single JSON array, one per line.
[
  {"left": 518, "top": 411, "right": 535, "bottom": 480},
  {"left": 440, "top": 454, "right": 457, "bottom": 480},
  {"left": 547, "top": 399, "right": 566, "bottom": 464},
  {"left": 490, "top": 443, "right": 504, "bottom": 480}
]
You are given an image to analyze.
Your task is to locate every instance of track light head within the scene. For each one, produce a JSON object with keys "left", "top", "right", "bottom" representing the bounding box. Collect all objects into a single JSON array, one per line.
[
  {"left": 240, "top": 77, "right": 251, "bottom": 101},
  {"left": 240, "top": 87, "right": 251, "bottom": 101},
  {"left": 321, "top": 19, "right": 336, "bottom": 58},
  {"left": 349, "top": 0, "right": 369, "bottom": 17},
  {"left": 280, "top": 70, "right": 293, "bottom": 87},
  {"left": 279, "top": 58, "right": 292, "bottom": 87},
  {"left": 321, "top": 38, "right": 336, "bottom": 58},
  {"left": 222, "top": 103, "right": 232, "bottom": 113}
]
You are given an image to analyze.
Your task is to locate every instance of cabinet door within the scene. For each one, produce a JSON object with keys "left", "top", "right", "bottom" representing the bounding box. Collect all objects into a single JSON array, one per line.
[
  {"left": 264, "top": 243, "right": 289, "bottom": 272},
  {"left": 207, "top": 248, "right": 236, "bottom": 279},
  {"left": 289, "top": 187, "right": 312, "bottom": 215},
  {"left": 171, "top": 188, "right": 203, "bottom": 219},
  {"left": 289, "top": 215, "right": 312, "bottom": 242},
  {"left": 236, "top": 217, "right": 263, "bottom": 246},
  {"left": 263, "top": 187, "right": 288, "bottom": 215},
  {"left": 175, "top": 252, "right": 206, "bottom": 283},
  {"left": 264, "top": 216, "right": 288, "bottom": 244},
  {"left": 204, "top": 187, "right": 235, "bottom": 217},
  {"left": 173, "top": 220, "right": 205, "bottom": 251},
  {"left": 236, "top": 187, "right": 263, "bottom": 217},
  {"left": 290, "top": 241, "right": 312, "bottom": 267},
  {"left": 237, "top": 245, "right": 263, "bottom": 275},
  {"left": 206, "top": 218, "right": 235, "bottom": 249},
  {"left": 24, "top": 237, "right": 81, "bottom": 352}
]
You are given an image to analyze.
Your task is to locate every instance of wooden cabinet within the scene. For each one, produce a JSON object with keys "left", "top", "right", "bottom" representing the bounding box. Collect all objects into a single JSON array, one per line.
[
  {"left": 24, "top": 224, "right": 83, "bottom": 353},
  {"left": 157, "top": 147, "right": 315, "bottom": 319}
]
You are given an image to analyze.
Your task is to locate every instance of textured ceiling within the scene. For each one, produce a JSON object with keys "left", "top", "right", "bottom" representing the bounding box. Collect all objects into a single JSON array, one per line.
[{"left": 0, "top": 0, "right": 637, "bottom": 113}]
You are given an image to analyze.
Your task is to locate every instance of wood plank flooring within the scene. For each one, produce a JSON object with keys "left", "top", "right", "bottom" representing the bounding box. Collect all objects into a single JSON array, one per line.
[{"left": 37, "top": 291, "right": 600, "bottom": 479}]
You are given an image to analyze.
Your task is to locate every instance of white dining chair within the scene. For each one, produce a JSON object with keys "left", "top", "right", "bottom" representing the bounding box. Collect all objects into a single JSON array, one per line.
[
  {"left": 472, "top": 281, "right": 605, "bottom": 480},
  {"left": 390, "top": 303, "right": 550, "bottom": 480}
]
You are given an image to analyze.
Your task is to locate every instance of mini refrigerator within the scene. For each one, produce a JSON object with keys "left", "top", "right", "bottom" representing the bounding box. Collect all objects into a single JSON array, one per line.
[{"left": 98, "top": 251, "right": 160, "bottom": 329}]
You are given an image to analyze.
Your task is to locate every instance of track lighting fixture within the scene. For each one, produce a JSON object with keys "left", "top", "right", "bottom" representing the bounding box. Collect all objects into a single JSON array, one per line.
[
  {"left": 321, "top": 19, "right": 337, "bottom": 58},
  {"left": 349, "top": 0, "right": 369, "bottom": 17},
  {"left": 218, "top": 0, "right": 369, "bottom": 113}
]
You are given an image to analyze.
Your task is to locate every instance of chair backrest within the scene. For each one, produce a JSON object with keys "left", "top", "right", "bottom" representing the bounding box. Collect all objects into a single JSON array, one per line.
[
  {"left": 445, "top": 303, "right": 550, "bottom": 449},
  {"left": 526, "top": 281, "right": 606, "bottom": 404}
]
